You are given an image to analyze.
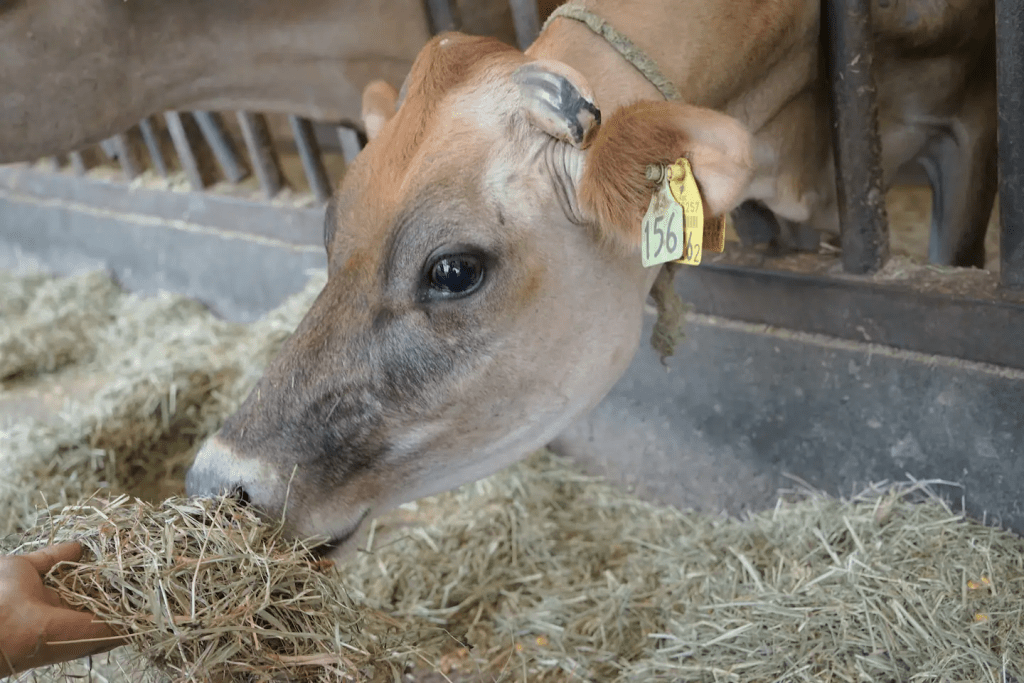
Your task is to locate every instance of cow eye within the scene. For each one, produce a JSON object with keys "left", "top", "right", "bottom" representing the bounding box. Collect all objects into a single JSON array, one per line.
[{"left": 427, "top": 254, "right": 484, "bottom": 297}]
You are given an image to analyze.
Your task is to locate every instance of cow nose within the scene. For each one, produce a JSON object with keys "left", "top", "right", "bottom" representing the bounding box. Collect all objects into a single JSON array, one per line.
[
  {"left": 186, "top": 436, "right": 228, "bottom": 497},
  {"left": 185, "top": 435, "right": 270, "bottom": 512},
  {"left": 184, "top": 467, "right": 250, "bottom": 504}
]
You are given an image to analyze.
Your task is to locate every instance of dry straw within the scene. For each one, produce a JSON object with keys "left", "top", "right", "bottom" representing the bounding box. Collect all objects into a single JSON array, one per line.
[
  {"left": 21, "top": 495, "right": 418, "bottom": 683},
  {"left": 2, "top": 269, "right": 1023, "bottom": 682},
  {"left": 0, "top": 271, "right": 120, "bottom": 380}
]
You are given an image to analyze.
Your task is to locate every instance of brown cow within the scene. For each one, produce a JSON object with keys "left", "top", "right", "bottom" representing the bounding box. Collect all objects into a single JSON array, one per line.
[{"left": 186, "top": 0, "right": 996, "bottom": 555}]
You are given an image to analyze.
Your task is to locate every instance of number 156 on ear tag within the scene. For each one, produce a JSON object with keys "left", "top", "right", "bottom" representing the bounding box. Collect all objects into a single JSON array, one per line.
[{"left": 641, "top": 158, "right": 704, "bottom": 268}]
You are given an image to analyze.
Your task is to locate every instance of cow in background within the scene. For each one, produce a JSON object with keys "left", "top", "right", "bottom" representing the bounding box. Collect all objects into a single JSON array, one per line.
[{"left": 0, "top": 0, "right": 560, "bottom": 163}]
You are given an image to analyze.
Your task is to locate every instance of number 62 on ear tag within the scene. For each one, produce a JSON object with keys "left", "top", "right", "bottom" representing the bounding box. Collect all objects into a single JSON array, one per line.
[{"left": 641, "top": 158, "right": 704, "bottom": 268}]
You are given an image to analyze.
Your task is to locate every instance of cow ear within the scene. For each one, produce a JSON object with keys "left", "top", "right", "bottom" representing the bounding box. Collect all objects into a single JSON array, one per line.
[
  {"left": 514, "top": 59, "right": 601, "bottom": 148},
  {"left": 577, "top": 100, "right": 754, "bottom": 253},
  {"left": 362, "top": 80, "right": 399, "bottom": 141}
]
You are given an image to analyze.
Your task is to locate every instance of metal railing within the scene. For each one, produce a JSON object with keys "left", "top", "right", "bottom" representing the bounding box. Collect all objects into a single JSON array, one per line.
[
  {"left": 824, "top": 0, "right": 1021, "bottom": 289},
  {"left": 70, "top": 110, "right": 354, "bottom": 204}
]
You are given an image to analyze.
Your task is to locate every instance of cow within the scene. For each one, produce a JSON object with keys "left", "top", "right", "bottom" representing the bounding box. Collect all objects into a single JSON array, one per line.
[
  {"left": 0, "top": 0, "right": 540, "bottom": 163},
  {"left": 185, "top": 0, "right": 996, "bottom": 556}
]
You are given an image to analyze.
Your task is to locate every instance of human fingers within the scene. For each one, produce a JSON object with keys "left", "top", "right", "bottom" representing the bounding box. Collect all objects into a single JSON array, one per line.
[
  {"left": 14, "top": 607, "right": 124, "bottom": 674},
  {"left": 22, "top": 542, "right": 84, "bottom": 576},
  {"left": 46, "top": 604, "right": 123, "bottom": 649}
]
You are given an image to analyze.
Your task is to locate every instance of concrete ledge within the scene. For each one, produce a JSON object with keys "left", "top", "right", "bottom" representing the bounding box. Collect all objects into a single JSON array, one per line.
[
  {"left": 554, "top": 313, "right": 1024, "bottom": 533},
  {"left": 0, "top": 165, "right": 325, "bottom": 321}
]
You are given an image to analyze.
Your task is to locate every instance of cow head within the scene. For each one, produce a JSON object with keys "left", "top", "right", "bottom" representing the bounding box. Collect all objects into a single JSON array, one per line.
[{"left": 186, "top": 33, "right": 752, "bottom": 556}]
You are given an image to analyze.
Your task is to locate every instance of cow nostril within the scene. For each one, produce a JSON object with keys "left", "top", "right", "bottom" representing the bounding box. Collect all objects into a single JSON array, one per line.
[{"left": 231, "top": 486, "right": 251, "bottom": 507}]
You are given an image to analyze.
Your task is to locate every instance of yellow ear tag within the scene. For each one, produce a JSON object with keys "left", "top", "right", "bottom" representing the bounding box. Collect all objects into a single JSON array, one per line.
[{"left": 641, "top": 158, "right": 704, "bottom": 268}]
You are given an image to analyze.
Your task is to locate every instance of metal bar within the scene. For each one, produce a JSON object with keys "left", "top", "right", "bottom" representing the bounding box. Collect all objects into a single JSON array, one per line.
[
  {"left": 109, "top": 132, "right": 141, "bottom": 180},
  {"left": 164, "top": 111, "right": 205, "bottom": 190},
  {"left": 675, "top": 260, "right": 1024, "bottom": 370},
  {"left": 236, "top": 111, "right": 285, "bottom": 198},
  {"left": 288, "top": 115, "right": 332, "bottom": 202},
  {"left": 509, "top": 0, "right": 541, "bottom": 50},
  {"left": 336, "top": 125, "right": 364, "bottom": 165},
  {"left": 69, "top": 151, "right": 87, "bottom": 176},
  {"left": 822, "top": 0, "right": 889, "bottom": 274},
  {"left": 138, "top": 117, "right": 169, "bottom": 177},
  {"left": 193, "top": 111, "right": 248, "bottom": 183},
  {"left": 424, "top": 0, "right": 461, "bottom": 33},
  {"left": 996, "top": 0, "right": 1024, "bottom": 288}
]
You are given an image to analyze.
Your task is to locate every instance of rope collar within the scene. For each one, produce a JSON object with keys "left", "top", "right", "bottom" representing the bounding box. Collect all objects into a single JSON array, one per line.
[
  {"left": 542, "top": 5, "right": 708, "bottom": 363},
  {"left": 542, "top": 3, "right": 682, "bottom": 102}
]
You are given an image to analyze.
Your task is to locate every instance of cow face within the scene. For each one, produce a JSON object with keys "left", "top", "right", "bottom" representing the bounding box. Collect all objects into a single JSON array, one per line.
[{"left": 186, "top": 33, "right": 752, "bottom": 556}]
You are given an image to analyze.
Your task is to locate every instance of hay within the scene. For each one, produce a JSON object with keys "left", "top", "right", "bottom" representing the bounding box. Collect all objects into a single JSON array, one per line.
[
  {"left": 0, "top": 270, "right": 51, "bottom": 318},
  {"left": 9, "top": 456, "right": 1024, "bottom": 683},
  {"left": 648, "top": 262, "right": 688, "bottom": 361},
  {"left": 16, "top": 495, "right": 411, "bottom": 683},
  {"left": 345, "top": 463, "right": 1024, "bottom": 682},
  {"left": 0, "top": 271, "right": 121, "bottom": 380},
  {"left": 2, "top": 269, "right": 1023, "bottom": 682}
]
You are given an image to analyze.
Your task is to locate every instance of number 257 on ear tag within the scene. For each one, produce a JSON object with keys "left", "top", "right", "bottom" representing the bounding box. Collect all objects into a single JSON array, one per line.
[{"left": 641, "top": 158, "right": 704, "bottom": 268}]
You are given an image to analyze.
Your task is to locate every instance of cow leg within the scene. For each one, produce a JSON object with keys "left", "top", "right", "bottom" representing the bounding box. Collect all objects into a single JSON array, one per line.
[
  {"left": 779, "top": 220, "right": 822, "bottom": 252},
  {"left": 732, "top": 200, "right": 781, "bottom": 248},
  {"left": 917, "top": 80, "right": 998, "bottom": 268},
  {"left": 733, "top": 201, "right": 821, "bottom": 255},
  {"left": 735, "top": 88, "right": 832, "bottom": 257}
]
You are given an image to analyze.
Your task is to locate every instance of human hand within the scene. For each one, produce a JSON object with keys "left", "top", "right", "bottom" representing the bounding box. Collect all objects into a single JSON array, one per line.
[{"left": 0, "top": 542, "right": 123, "bottom": 678}]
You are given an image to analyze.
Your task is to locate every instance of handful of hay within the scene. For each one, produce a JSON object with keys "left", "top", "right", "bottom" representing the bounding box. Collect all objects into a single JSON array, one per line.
[{"left": 17, "top": 495, "right": 421, "bottom": 683}]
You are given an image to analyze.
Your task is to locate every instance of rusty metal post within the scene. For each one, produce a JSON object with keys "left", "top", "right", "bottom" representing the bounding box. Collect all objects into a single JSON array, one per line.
[
  {"left": 509, "top": 0, "right": 541, "bottom": 49},
  {"left": 237, "top": 112, "right": 285, "bottom": 198},
  {"left": 69, "top": 151, "right": 87, "bottom": 176},
  {"left": 288, "top": 115, "right": 332, "bottom": 203},
  {"left": 98, "top": 138, "right": 117, "bottom": 160},
  {"left": 996, "top": 0, "right": 1024, "bottom": 289},
  {"left": 425, "top": 0, "right": 461, "bottom": 33},
  {"left": 822, "top": 0, "right": 889, "bottom": 274}
]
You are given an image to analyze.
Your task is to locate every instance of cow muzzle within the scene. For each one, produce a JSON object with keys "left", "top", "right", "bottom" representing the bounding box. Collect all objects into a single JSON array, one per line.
[
  {"left": 186, "top": 435, "right": 283, "bottom": 514},
  {"left": 186, "top": 435, "right": 371, "bottom": 556}
]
